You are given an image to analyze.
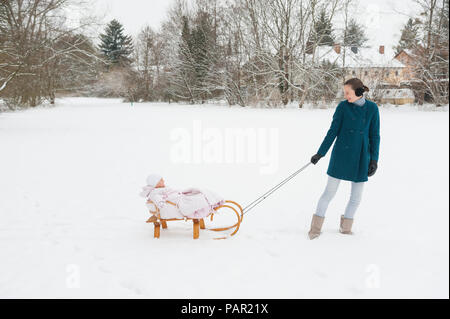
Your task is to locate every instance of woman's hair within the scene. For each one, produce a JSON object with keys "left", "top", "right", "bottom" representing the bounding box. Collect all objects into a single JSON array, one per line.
[{"left": 344, "top": 78, "right": 370, "bottom": 94}]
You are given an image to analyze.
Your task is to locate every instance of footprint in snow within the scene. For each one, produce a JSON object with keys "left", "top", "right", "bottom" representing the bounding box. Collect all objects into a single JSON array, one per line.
[
  {"left": 120, "top": 281, "right": 143, "bottom": 296},
  {"left": 98, "top": 265, "right": 111, "bottom": 274}
]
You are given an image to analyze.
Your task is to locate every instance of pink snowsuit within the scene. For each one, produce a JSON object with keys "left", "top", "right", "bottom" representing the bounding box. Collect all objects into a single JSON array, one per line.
[{"left": 140, "top": 186, "right": 225, "bottom": 219}]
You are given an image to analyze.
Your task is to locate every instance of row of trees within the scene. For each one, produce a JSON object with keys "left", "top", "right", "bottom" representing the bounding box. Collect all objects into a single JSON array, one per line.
[
  {"left": 118, "top": 0, "right": 449, "bottom": 107},
  {"left": 124, "top": 0, "right": 371, "bottom": 107},
  {"left": 1, "top": 0, "right": 449, "bottom": 109}
]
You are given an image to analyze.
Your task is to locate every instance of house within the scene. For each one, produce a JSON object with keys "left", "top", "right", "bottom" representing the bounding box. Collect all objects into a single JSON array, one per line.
[
  {"left": 308, "top": 44, "right": 416, "bottom": 104},
  {"left": 395, "top": 47, "right": 449, "bottom": 104},
  {"left": 393, "top": 49, "right": 418, "bottom": 81},
  {"left": 312, "top": 44, "right": 407, "bottom": 86}
]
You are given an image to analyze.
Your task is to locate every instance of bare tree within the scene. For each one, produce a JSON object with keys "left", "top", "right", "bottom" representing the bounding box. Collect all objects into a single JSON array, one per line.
[
  {"left": 0, "top": 0, "right": 103, "bottom": 108},
  {"left": 407, "top": 0, "right": 449, "bottom": 105},
  {"left": 234, "top": 0, "right": 343, "bottom": 107}
]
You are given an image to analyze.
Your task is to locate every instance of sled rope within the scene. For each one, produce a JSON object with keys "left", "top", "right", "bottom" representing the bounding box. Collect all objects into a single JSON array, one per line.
[{"left": 242, "top": 162, "right": 312, "bottom": 215}]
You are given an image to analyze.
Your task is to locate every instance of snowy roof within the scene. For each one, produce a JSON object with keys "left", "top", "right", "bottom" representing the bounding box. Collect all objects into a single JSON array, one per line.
[
  {"left": 310, "top": 45, "right": 406, "bottom": 68},
  {"left": 379, "top": 88, "right": 415, "bottom": 99},
  {"left": 403, "top": 49, "right": 413, "bottom": 56}
]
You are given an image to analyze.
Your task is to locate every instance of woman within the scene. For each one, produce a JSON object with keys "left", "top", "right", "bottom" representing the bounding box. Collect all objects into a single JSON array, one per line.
[{"left": 308, "top": 78, "right": 380, "bottom": 240}]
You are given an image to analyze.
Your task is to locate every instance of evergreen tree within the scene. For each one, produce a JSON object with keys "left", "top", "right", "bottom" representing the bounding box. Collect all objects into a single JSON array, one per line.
[
  {"left": 174, "top": 16, "right": 197, "bottom": 103},
  {"left": 174, "top": 12, "right": 216, "bottom": 103},
  {"left": 318, "top": 60, "right": 341, "bottom": 101},
  {"left": 311, "top": 9, "right": 335, "bottom": 46},
  {"left": 99, "top": 19, "right": 134, "bottom": 66},
  {"left": 191, "top": 12, "right": 212, "bottom": 88},
  {"left": 343, "top": 18, "right": 369, "bottom": 47},
  {"left": 181, "top": 16, "right": 193, "bottom": 53},
  {"left": 394, "top": 18, "right": 420, "bottom": 54}
]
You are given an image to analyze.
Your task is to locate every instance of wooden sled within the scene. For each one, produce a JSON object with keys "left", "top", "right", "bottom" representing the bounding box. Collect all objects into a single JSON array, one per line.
[{"left": 146, "top": 200, "right": 244, "bottom": 240}]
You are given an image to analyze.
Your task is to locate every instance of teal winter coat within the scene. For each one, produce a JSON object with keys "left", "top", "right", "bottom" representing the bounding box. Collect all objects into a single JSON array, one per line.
[{"left": 317, "top": 99, "right": 380, "bottom": 183}]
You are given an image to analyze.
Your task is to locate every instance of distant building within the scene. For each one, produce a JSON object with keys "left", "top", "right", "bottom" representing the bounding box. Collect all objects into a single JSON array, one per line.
[
  {"left": 393, "top": 49, "right": 418, "bottom": 81},
  {"left": 308, "top": 44, "right": 415, "bottom": 104},
  {"left": 394, "top": 47, "right": 449, "bottom": 104},
  {"left": 377, "top": 88, "right": 415, "bottom": 105},
  {"left": 313, "top": 44, "right": 407, "bottom": 85}
]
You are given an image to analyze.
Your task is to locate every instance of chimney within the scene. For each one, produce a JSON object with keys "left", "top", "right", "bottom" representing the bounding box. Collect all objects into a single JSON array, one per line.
[
  {"left": 333, "top": 43, "right": 341, "bottom": 54},
  {"left": 379, "top": 45, "right": 385, "bottom": 54}
]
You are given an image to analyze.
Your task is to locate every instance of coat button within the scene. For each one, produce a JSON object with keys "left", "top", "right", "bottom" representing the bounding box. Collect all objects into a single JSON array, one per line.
[
  {"left": 345, "top": 146, "right": 349, "bottom": 149},
  {"left": 350, "top": 130, "right": 354, "bottom": 133},
  {"left": 352, "top": 118, "right": 356, "bottom": 120},
  {"left": 360, "top": 131, "right": 363, "bottom": 134}
]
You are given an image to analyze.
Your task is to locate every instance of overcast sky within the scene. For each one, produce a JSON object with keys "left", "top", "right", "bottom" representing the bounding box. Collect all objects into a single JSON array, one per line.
[{"left": 92, "top": 0, "right": 421, "bottom": 53}]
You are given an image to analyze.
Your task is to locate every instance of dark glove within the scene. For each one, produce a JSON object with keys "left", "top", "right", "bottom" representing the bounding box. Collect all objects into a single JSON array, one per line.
[
  {"left": 311, "top": 153, "right": 323, "bottom": 165},
  {"left": 368, "top": 160, "right": 378, "bottom": 177}
]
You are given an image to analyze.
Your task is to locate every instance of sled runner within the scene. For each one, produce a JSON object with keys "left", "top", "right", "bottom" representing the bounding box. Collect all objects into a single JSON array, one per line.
[{"left": 146, "top": 199, "right": 244, "bottom": 240}]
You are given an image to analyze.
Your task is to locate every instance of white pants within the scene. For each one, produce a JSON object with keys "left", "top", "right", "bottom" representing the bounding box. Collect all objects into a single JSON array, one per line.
[{"left": 315, "top": 175, "right": 365, "bottom": 220}]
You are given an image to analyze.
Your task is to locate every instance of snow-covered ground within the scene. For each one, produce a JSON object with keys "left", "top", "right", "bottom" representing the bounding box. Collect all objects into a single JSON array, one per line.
[{"left": 0, "top": 97, "right": 448, "bottom": 298}]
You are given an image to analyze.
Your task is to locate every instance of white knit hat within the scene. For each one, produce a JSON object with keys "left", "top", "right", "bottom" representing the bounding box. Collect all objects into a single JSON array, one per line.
[{"left": 146, "top": 174, "right": 163, "bottom": 187}]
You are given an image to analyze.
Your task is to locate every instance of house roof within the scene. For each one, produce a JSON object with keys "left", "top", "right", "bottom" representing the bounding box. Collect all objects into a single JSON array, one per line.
[
  {"left": 393, "top": 48, "right": 414, "bottom": 59},
  {"left": 311, "top": 45, "right": 406, "bottom": 68}
]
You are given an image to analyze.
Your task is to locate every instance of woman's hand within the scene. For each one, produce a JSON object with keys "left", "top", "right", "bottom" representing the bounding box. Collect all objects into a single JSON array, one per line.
[
  {"left": 311, "top": 153, "right": 323, "bottom": 165},
  {"left": 368, "top": 160, "right": 378, "bottom": 177}
]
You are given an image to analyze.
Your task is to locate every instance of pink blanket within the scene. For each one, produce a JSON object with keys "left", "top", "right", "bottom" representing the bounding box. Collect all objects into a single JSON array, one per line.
[{"left": 140, "top": 186, "right": 225, "bottom": 219}]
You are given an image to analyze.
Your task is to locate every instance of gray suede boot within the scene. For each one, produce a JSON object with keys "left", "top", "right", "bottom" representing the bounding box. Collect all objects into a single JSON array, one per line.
[
  {"left": 339, "top": 215, "right": 354, "bottom": 235},
  {"left": 308, "top": 214, "right": 325, "bottom": 240}
]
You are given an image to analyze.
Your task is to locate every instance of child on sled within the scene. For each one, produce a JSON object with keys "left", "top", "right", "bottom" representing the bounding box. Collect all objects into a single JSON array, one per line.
[{"left": 140, "top": 174, "right": 225, "bottom": 220}]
